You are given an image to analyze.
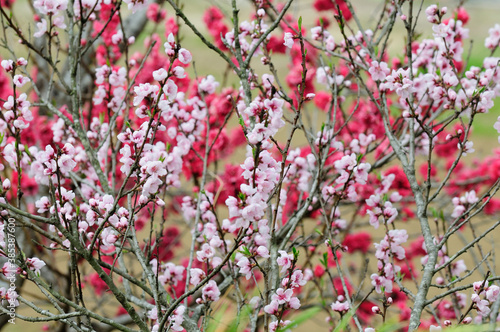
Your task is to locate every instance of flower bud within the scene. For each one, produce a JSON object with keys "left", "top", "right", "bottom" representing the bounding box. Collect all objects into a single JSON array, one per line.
[
  {"left": 426, "top": 5, "right": 438, "bottom": 16},
  {"left": 465, "top": 71, "right": 475, "bottom": 79},
  {"left": 305, "top": 93, "right": 316, "bottom": 101},
  {"left": 16, "top": 58, "right": 27, "bottom": 66},
  {"left": 2, "top": 179, "right": 11, "bottom": 191},
  {"left": 462, "top": 317, "right": 472, "bottom": 324},
  {"left": 1, "top": 60, "right": 13, "bottom": 72}
]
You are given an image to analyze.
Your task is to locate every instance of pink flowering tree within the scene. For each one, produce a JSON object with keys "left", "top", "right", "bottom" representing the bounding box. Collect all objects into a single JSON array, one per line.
[{"left": 1, "top": 0, "right": 500, "bottom": 331}]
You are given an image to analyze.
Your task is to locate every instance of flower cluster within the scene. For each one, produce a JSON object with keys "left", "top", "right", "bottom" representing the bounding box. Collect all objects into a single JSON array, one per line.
[
  {"left": 265, "top": 251, "right": 308, "bottom": 330},
  {"left": 371, "top": 230, "right": 408, "bottom": 293},
  {"left": 471, "top": 281, "right": 500, "bottom": 318},
  {"left": 451, "top": 190, "right": 479, "bottom": 219},
  {"left": 148, "top": 304, "right": 185, "bottom": 332}
]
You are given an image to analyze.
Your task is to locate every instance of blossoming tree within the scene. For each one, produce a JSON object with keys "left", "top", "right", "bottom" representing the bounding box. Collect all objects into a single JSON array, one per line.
[{"left": 1, "top": 0, "right": 500, "bottom": 331}]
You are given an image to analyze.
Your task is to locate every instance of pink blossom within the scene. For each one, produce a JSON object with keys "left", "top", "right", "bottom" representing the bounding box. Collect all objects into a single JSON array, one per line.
[
  {"left": 153, "top": 68, "right": 168, "bottom": 82},
  {"left": 169, "top": 305, "right": 185, "bottom": 331},
  {"left": 13, "top": 118, "right": 29, "bottom": 130},
  {"left": 145, "top": 160, "right": 167, "bottom": 177},
  {"left": 272, "top": 288, "right": 293, "bottom": 304},
  {"left": 462, "top": 191, "right": 479, "bottom": 204},
  {"left": 178, "top": 48, "right": 192, "bottom": 64},
  {"left": 101, "top": 228, "right": 118, "bottom": 247},
  {"left": 354, "top": 162, "right": 371, "bottom": 184},
  {"left": 486, "top": 285, "right": 500, "bottom": 303},
  {"left": 164, "top": 33, "right": 176, "bottom": 55},
  {"left": 280, "top": 295, "right": 297, "bottom": 310},
  {"left": 471, "top": 293, "right": 491, "bottom": 317},
  {"left": 33, "top": 0, "right": 68, "bottom": 15},
  {"left": 366, "top": 194, "right": 381, "bottom": 207},
  {"left": 147, "top": 306, "right": 158, "bottom": 320},
  {"left": 13, "top": 75, "right": 30, "bottom": 88},
  {"left": 256, "top": 246, "right": 270, "bottom": 258},
  {"left": 164, "top": 79, "right": 178, "bottom": 101},
  {"left": 283, "top": 32, "right": 294, "bottom": 48},
  {"left": 426, "top": 5, "right": 438, "bottom": 22},
  {"left": 2, "top": 179, "right": 11, "bottom": 191},
  {"left": 310, "top": 26, "right": 324, "bottom": 41},
  {"left": 269, "top": 320, "right": 291, "bottom": 332},
  {"left": 190, "top": 268, "right": 206, "bottom": 285},
  {"left": 236, "top": 256, "right": 253, "bottom": 280},
  {"left": 451, "top": 260, "right": 467, "bottom": 277},
  {"left": 109, "top": 67, "right": 126, "bottom": 86},
  {"left": 196, "top": 243, "right": 215, "bottom": 262},
  {"left": 58, "top": 154, "right": 76, "bottom": 174},
  {"left": 158, "top": 263, "right": 185, "bottom": 286},
  {"left": 369, "top": 61, "right": 390, "bottom": 81},
  {"left": 201, "top": 280, "right": 220, "bottom": 302},
  {"left": 443, "top": 71, "right": 458, "bottom": 87},
  {"left": 334, "top": 153, "right": 357, "bottom": 171},
  {"left": 123, "top": 0, "right": 147, "bottom": 13},
  {"left": 331, "top": 299, "right": 350, "bottom": 313},
  {"left": 53, "top": 15, "right": 66, "bottom": 29},
  {"left": 432, "top": 23, "right": 449, "bottom": 38},
  {"left": 16, "top": 58, "right": 27, "bottom": 66},
  {"left": 99, "top": 195, "right": 114, "bottom": 211},
  {"left": 383, "top": 201, "right": 398, "bottom": 224},
  {"left": 0, "top": 287, "right": 19, "bottom": 307},
  {"left": 111, "top": 30, "right": 123, "bottom": 45},
  {"left": 26, "top": 257, "right": 46, "bottom": 275},
  {"left": 133, "top": 83, "right": 159, "bottom": 106},
  {"left": 198, "top": 75, "right": 219, "bottom": 95},
  {"left": 1, "top": 60, "right": 13, "bottom": 72},
  {"left": 264, "top": 300, "right": 279, "bottom": 315},
  {"left": 380, "top": 68, "right": 415, "bottom": 99},
  {"left": 458, "top": 141, "right": 474, "bottom": 156},
  {"left": 371, "top": 274, "right": 393, "bottom": 293},
  {"left": 0, "top": 262, "right": 19, "bottom": 277},
  {"left": 451, "top": 198, "right": 465, "bottom": 218},
  {"left": 277, "top": 250, "right": 294, "bottom": 274},
  {"left": 290, "top": 270, "right": 307, "bottom": 288},
  {"left": 485, "top": 24, "right": 500, "bottom": 49},
  {"left": 172, "top": 66, "right": 185, "bottom": 78}
]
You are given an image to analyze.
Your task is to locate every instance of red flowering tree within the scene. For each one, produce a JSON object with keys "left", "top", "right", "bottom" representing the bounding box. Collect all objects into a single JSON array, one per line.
[{"left": 0, "top": 0, "right": 500, "bottom": 331}]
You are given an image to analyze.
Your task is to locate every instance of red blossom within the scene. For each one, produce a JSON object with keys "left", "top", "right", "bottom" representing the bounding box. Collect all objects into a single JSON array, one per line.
[{"left": 342, "top": 232, "right": 372, "bottom": 254}]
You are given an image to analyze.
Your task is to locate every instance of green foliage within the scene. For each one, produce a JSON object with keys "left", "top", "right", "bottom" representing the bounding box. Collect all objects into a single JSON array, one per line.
[{"left": 276, "top": 307, "right": 321, "bottom": 332}]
